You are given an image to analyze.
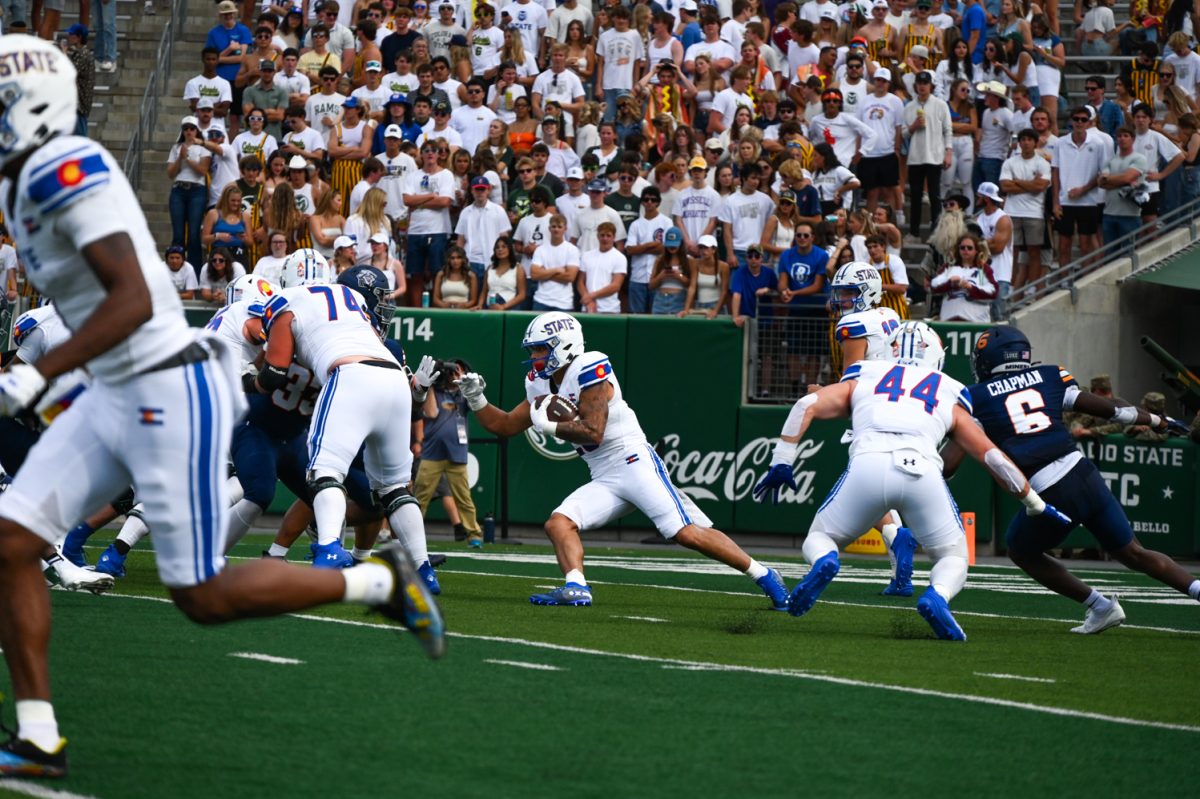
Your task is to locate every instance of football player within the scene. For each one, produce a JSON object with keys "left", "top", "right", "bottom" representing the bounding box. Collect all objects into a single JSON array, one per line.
[
  {"left": 257, "top": 253, "right": 442, "bottom": 596},
  {"left": 946, "top": 325, "right": 1200, "bottom": 634},
  {"left": 827, "top": 262, "right": 917, "bottom": 597},
  {"left": 755, "top": 322, "right": 1071, "bottom": 641},
  {"left": 457, "top": 311, "right": 791, "bottom": 609},
  {"left": 0, "top": 303, "right": 114, "bottom": 594},
  {"left": 0, "top": 37, "right": 442, "bottom": 778}
]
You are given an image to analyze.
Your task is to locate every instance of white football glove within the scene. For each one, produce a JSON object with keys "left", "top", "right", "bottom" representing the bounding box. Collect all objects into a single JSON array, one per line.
[
  {"left": 0, "top": 363, "right": 48, "bottom": 417},
  {"left": 411, "top": 354, "right": 441, "bottom": 401},
  {"left": 527, "top": 395, "right": 557, "bottom": 438},
  {"left": 458, "top": 371, "right": 489, "bottom": 412}
]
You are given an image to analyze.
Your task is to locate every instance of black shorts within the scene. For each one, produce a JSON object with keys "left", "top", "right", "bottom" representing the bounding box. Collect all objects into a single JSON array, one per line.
[
  {"left": 857, "top": 154, "right": 900, "bottom": 191},
  {"left": 1005, "top": 460, "right": 1133, "bottom": 557},
  {"left": 1140, "top": 191, "right": 1161, "bottom": 218},
  {"left": 1054, "top": 204, "right": 1101, "bottom": 237},
  {"left": 230, "top": 85, "right": 245, "bottom": 117}
]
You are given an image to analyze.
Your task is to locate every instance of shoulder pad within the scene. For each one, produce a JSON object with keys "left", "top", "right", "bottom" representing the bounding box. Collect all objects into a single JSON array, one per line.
[
  {"left": 956, "top": 386, "right": 974, "bottom": 414},
  {"left": 835, "top": 320, "right": 868, "bottom": 342},
  {"left": 575, "top": 352, "right": 613, "bottom": 388},
  {"left": 12, "top": 311, "right": 41, "bottom": 346},
  {"left": 261, "top": 293, "right": 291, "bottom": 331},
  {"left": 839, "top": 363, "right": 862, "bottom": 383},
  {"left": 1057, "top": 365, "right": 1077, "bottom": 386},
  {"left": 25, "top": 139, "right": 112, "bottom": 215}
]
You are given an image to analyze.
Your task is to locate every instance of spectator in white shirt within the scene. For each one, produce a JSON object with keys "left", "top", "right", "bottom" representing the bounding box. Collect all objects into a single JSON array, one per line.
[
  {"left": 450, "top": 78, "right": 500, "bottom": 155},
  {"left": 455, "top": 175, "right": 514, "bottom": 277},
  {"left": 999, "top": 128, "right": 1051, "bottom": 288},
  {"left": 577, "top": 222, "right": 628, "bottom": 313},
  {"left": 531, "top": 213, "right": 581, "bottom": 310},
  {"left": 596, "top": 5, "right": 646, "bottom": 120}
]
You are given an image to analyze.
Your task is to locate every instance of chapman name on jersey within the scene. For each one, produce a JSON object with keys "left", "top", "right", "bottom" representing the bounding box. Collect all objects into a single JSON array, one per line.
[
  {"left": 1, "top": 137, "right": 194, "bottom": 382},
  {"left": 835, "top": 307, "right": 902, "bottom": 360},
  {"left": 262, "top": 285, "right": 396, "bottom": 382},
  {"left": 967, "top": 364, "right": 1081, "bottom": 484},
  {"left": 524, "top": 350, "right": 647, "bottom": 471},
  {"left": 841, "top": 359, "right": 970, "bottom": 469}
]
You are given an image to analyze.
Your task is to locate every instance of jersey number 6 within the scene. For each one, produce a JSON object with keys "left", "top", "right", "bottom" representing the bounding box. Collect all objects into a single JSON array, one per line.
[{"left": 1003, "top": 388, "right": 1053, "bottom": 435}]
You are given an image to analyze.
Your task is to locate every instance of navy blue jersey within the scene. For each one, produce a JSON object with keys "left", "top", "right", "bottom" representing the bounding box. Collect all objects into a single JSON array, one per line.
[
  {"left": 244, "top": 361, "right": 319, "bottom": 442},
  {"left": 967, "top": 364, "right": 1079, "bottom": 476}
]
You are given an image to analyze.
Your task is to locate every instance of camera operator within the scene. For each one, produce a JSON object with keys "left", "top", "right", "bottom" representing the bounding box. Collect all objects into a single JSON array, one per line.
[{"left": 413, "top": 358, "right": 483, "bottom": 547}]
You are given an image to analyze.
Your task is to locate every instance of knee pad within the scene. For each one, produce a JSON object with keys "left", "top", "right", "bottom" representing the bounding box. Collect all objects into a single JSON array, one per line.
[
  {"left": 307, "top": 473, "right": 347, "bottom": 501},
  {"left": 376, "top": 484, "right": 417, "bottom": 517},
  {"left": 110, "top": 488, "right": 137, "bottom": 517}
]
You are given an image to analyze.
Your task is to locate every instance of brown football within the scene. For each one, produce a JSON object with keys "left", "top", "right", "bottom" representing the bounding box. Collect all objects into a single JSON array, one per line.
[{"left": 534, "top": 394, "right": 580, "bottom": 422}]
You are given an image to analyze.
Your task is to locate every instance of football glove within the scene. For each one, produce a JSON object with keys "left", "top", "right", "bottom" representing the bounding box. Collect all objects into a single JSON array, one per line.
[
  {"left": 458, "top": 371, "right": 488, "bottom": 412},
  {"left": 412, "top": 355, "right": 441, "bottom": 401},
  {"left": 1027, "top": 500, "right": 1072, "bottom": 526},
  {"left": 0, "top": 363, "right": 48, "bottom": 417},
  {"left": 1163, "top": 416, "right": 1189, "bottom": 436},
  {"left": 752, "top": 464, "right": 798, "bottom": 505},
  {"left": 527, "top": 395, "right": 557, "bottom": 437}
]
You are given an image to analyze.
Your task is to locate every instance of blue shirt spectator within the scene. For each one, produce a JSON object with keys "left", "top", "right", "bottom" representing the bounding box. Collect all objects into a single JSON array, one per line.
[
  {"left": 961, "top": 1, "right": 988, "bottom": 63},
  {"left": 680, "top": 20, "right": 703, "bottom": 52},
  {"left": 777, "top": 239, "right": 829, "bottom": 309},
  {"left": 731, "top": 260, "right": 778, "bottom": 323},
  {"left": 206, "top": 16, "right": 254, "bottom": 84}
]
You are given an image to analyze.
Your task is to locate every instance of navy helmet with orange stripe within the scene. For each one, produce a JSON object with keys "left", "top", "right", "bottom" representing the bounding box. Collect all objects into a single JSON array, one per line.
[{"left": 972, "top": 325, "right": 1033, "bottom": 383}]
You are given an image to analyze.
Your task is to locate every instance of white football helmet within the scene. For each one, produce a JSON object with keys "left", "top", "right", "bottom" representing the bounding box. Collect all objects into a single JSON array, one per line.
[
  {"left": 0, "top": 37, "right": 78, "bottom": 168},
  {"left": 225, "top": 274, "right": 278, "bottom": 306},
  {"left": 829, "top": 262, "right": 883, "bottom": 316},
  {"left": 522, "top": 311, "right": 585, "bottom": 379},
  {"left": 278, "top": 248, "right": 332, "bottom": 288},
  {"left": 890, "top": 321, "right": 946, "bottom": 371}
]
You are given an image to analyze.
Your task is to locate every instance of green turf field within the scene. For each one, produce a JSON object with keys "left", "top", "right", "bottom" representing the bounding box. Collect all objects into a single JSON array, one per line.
[{"left": 2, "top": 538, "right": 1198, "bottom": 799}]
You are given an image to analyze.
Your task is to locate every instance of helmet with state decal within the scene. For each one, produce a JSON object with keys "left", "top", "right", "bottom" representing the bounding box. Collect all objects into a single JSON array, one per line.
[
  {"left": 889, "top": 320, "right": 945, "bottom": 371},
  {"left": 337, "top": 265, "right": 396, "bottom": 331},
  {"left": 225, "top": 274, "right": 278, "bottom": 306},
  {"left": 278, "top": 248, "right": 332, "bottom": 288},
  {"left": 971, "top": 325, "right": 1032, "bottom": 382},
  {"left": 521, "top": 311, "right": 585, "bottom": 379},
  {"left": 828, "top": 262, "right": 883, "bottom": 316},
  {"left": 0, "top": 36, "right": 78, "bottom": 168}
]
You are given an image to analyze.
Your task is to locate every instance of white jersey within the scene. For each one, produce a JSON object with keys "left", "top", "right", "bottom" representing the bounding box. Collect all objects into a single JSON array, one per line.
[
  {"left": 12, "top": 304, "right": 91, "bottom": 399},
  {"left": 524, "top": 350, "right": 646, "bottom": 474},
  {"left": 205, "top": 300, "right": 264, "bottom": 369},
  {"left": 267, "top": 285, "right": 395, "bottom": 384},
  {"left": 834, "top": 307, "right": 901, "bottom": 361},
  {"left": 1, "top": 137, "right": 194, "bottom": 383},
  {"left": 841, "top": 359, "right": 968, "bottom": 467}
]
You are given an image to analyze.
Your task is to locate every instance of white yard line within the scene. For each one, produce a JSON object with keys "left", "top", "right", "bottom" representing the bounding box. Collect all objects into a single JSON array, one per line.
[
  {"left": 612, "top": 615, "right": 669, "bottom": 623},
  {"left": 0, "top": 780, "right": 102, "bottom": 799},
  {"left": 91, "top": 592, "right": 1199, "bottom": 735},
  {"left": 975, "top": 672, "right": 1057, "bottom": 684},
  {"left": 228, "top": 652, "right": 304, "bottom": 665},
  {"left": 484, "top": 659, "right": 565, "bottom": 671}
]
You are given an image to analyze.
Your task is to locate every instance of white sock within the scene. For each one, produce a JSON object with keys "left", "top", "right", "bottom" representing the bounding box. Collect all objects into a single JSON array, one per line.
[
  {"left": 744, "top": 559, "right": 769, "bottom": 580},
  {"left": 926, "top": 539, "right": 969, "bottom": 602},
  {"left": 387, "top": 502, "right": 429, "bottom": 566},
  {"left": 802, "top": 531, "right": 839, "bottom": 565},
  {"left": 351, "top": 547, "right": 374, "bottom": 561},
  {"left": 1188, "top": 579, "right": 1200, "bottom": 601},
  {"left": 565, "top": 568, "right": 586, "bottom": 586},
  {"left": 341, "top": 561, "right": 394, "bottom": 604},
  {"left": 117, "top": 514, "right": 150, "bottom": 548},
  {"left": 267, "top": 543, "right": 290, "bottom": 558},
  {"left": 16, "top": 700, "right": 60, "bottom": 752},
  {"left": 1084, "top": 590, "right": 1114, "bottom": 613},
  {"left": 312, "top": 487, "right": 347, "bottom": 546},
  {"left": 880, "top": 522, "right": 899, "bottom": 576},
  {"left": 224, "top": 499, "right": 263, "bottom": 553}
]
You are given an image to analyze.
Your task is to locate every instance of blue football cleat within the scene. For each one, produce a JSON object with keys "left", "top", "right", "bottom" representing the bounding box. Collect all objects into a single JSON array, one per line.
[
  {"left": 787, "top": 552, "right": 840, "bottom": 617},
  {"left": 530, "top": 582, "right": 592, "bottom": 606},
  {"left": 882, "top": 526, "right": 916, "bottom": 597},
  {"left": 311, "top": 541, "right": 354, "bottom": 569},
  {"left": 61, "top": 523, "right": 92, "bottom": 567},
  {"left": 917, "top": 586, "right": 967, "bottom": 641},
  {"left": 369, "top": 543, "right": 446, "bottom": 659},
  {"left": 756, "top": 568, "right": 789, "bottom": 610},
  {"left": 418, "top": 561, "right": 442, "bottom": 595},
  {"left": 93, "top": 544, "right": 127, "bottom": 579},
  {"left": 0, "top": 735, "right": 68, "bottom": 778}
]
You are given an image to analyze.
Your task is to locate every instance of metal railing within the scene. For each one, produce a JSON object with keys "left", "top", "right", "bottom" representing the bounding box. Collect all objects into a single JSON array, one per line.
[
  {"left": 122, "top": 0, "right": 189, "bottom": 189},
  {"left": 747, "top": 304, "right": 836, "bottom": 404},
  {"left": 1008, "top": 195, "right": 1200, "bottom": 314}
]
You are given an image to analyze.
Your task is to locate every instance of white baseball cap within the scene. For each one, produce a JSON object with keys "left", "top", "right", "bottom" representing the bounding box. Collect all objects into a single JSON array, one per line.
[
  {"left": 697, "top": 234, "right": 718, "bottom": 248},
  {"left": 873, "top": 67, "right": 892, "bottom": 83},
  {"left": 384, "top": 124, "right": 404, "bottom": 138},
  {"left": 977, "top": 182, "right": 1005, "bottom": 202},
  {"left": 369, "top": 232, "right": 390, "bottom": 244},
  {"left": 333, "top": 235, "right": 357, "bottom": 249},
  {"left": 566, "top": 165, "right": 584, "bottom": 180}
]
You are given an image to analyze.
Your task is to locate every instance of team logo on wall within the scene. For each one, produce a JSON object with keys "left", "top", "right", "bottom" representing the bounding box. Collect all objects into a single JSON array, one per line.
[{"left": 525, "top": 427, "right": 579, "bottom": 461}]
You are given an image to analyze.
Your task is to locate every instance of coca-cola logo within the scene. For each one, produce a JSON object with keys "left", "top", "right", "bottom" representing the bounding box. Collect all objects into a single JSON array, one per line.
[{"left": 658, "top": 434, "right": 822, "bottom": 505}]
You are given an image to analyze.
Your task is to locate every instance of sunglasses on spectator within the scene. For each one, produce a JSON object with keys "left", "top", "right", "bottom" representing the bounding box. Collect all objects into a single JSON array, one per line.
[
  {"left": 1086, "top": 84, "right": 1100, "bottom": 91},
  {"left": 313, "top": 31, "right": 328, "bottom": 37},
  {"left": 796, "top": 232, "right": 812, "bottom": 238},
  {"left": 779, "top": 198, "right": 795, "bottom": 206},
  {"left": 959, "top": 244, "right": 975, "bottom": 250},
  {"left": 323, "top": 76, "right": 338, "bottom": 81},
  {"left": 519, "top": 168, "right": 534, "bottom": 173},
  {"left": 211, "top": 257, "right": 227, "bottom": 263},
  {"left": 642, "top": 196, "right": 658, "bottom": 202},
  {"left": 248, "top": 115, "right": 264, "bottom": 121},
  {"left": 1071, "top": 115, "right": 1088, "bottom": 123},
  {"left": 1159, "top": 72, "right": 1174, "bottom": 78},
  {"left": 619, "top": 175, "right": 635, "bottom": 182}
]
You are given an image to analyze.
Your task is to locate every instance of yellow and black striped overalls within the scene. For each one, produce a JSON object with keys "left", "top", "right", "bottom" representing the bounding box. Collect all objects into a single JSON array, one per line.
[
  {"left": 330, "top": 123, "right": 365, "bottom": 209},
  {"left": 902, "top": 23, "right": 940, "bottom": 69},
  {"left": 1127, "top": 57, "right": 1159, "bottom": 106}
]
